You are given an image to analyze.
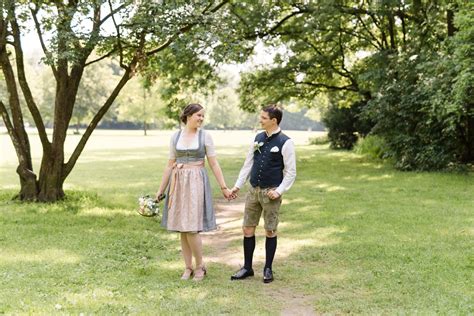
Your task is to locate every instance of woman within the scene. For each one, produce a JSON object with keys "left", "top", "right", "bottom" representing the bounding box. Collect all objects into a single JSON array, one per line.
[{"left": 156, "top": 103, "right": 234, "bottom": 281}]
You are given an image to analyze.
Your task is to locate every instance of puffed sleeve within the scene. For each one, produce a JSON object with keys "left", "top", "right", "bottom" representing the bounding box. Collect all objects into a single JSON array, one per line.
[
  {"left": 169, "top": 131, "right": 178, "bottom": 159},
  {"left": 204, "top": 130, "right": 216, "bottom": 157}
]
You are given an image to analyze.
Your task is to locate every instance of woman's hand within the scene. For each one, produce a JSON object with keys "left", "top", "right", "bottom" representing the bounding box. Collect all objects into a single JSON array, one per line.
[
  {"left": 155, "top": 190, "right": 163, "bottom": 201},
  {"left": 221, "top": 187, "right": 236, "bottom": 201}
]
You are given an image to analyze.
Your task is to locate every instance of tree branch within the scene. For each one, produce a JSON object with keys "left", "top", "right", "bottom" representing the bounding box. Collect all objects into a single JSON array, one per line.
[
  {"left": 107, "top": 0, "right": 125, "bottom": 67},
  {"left": 297, "top": 81, "right": 358, "bottom": 92},
  {"left": 339, "top": 25, "right": 382, "bottom": 50},
  {"left": 84, "top": 47, "right": 118, "bottom": 66},
  {"left": 145, "top": 35, "right": 177, "bottom": 57},
  {"left": 0, "top": 30, "right": 33, "bottom": 170},
  {"left": 245, "top": 9, "right": 307, "bottom": 40},
  {"left": 75, "top": 3, "right": 103, "bottom": 68},
  {"left": 208, "top": 0, "right": 230, "bottom": 13},
  {"left": 301, "top": 37, "right": 354, "bottom": 81},
  {"left": 145, "top": 0, "right": 230, "bottom": 56},
  {"left": 365, "top": 9, "right": 388, "bottom": 50},
  {"left": 30, "top": 6, "right": 58, "bottom": 79},
  {"left": 63, "top": 65, "right": 134, "bottom": 179},
  {"left": 229, "top": 4, "right": 249, "bottom": 28},
  {"left": 100, "top": 3, "right": 127, "bottom": 25},
  {"left": 337, "top": 32, "right": 351, "bottom": 77},
  {"left": 355, "top": 14, "right": 384, "bottom": 50},
  {"left": 10, "top": 11, "right": 51, "bottom": 150},
  {"left": 0, "top": 100, "right": 31, "bottom": 169}
]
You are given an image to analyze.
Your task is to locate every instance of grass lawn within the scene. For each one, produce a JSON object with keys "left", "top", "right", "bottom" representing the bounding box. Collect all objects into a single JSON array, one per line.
[{"left": 0, "top": 132, "right": 473, "bottom": 314}]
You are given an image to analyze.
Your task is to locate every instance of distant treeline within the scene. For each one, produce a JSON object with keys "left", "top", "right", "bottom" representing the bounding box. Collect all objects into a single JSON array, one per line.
[{"left": 94, "top": 108, "right": 324, "bottom": 131}]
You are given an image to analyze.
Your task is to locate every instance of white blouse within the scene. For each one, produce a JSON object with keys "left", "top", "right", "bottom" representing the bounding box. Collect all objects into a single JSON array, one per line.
[{"left": 169, "top": 129, "right": 216, "bottom": 159}]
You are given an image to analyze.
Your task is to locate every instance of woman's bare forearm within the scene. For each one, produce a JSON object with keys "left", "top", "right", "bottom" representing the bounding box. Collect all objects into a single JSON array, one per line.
[{"left": 157, "top": 159, "right": 175, "bottom": 196}]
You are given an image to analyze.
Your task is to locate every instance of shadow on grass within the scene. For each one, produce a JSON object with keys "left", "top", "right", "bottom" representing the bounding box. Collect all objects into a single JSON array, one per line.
[
  {"left": 0, "top": 189, "right": 128, "bottom": 214},
  {"left": 0, "top": 145, "right": 472, "bottom": 313}
]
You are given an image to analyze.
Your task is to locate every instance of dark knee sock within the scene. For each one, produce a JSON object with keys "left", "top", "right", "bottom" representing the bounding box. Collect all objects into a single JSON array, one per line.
[
  {"left": 265, "top": 236, "right": 277, "bottom": 270},
  {"left": 243, "top": 236, "right": 255, "bottom": 270}
]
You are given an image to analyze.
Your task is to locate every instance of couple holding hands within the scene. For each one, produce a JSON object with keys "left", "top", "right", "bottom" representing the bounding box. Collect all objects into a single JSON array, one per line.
[{"left": 155, "top": 103, "right": 296, "bottom": 282}]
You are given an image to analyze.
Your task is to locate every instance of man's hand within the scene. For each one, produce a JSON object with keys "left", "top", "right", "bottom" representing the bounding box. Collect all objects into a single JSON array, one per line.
[
  {"left": 266, "top": 189, "right": 281, "bottom": 200},
  {"left": 222, "top": 187, "right": 239, "bottom": 201},
  {"left": 230, "top": 187, "right": 240, "bottom": 199},
  {"left": 222, "top": 188, "right": 234, "bottom": 201}
]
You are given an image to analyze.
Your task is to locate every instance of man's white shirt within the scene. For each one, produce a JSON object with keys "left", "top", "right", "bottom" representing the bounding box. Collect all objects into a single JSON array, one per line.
[{"left": 234, "top": 128, "right": 296, "bottom": 196}]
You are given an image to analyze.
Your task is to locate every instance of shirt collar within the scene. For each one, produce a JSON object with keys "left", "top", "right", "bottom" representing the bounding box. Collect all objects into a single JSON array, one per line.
[{"left": 265, "top": 127, "right": 281, "bottom": 138}]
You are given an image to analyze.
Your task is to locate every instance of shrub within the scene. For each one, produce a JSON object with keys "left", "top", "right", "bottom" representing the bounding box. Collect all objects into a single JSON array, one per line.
[
  {"left": 322, "top": 100, "right": 374, "bottom": 150},
  {"left": 354, "top": 135, "right": 389, "bottom": 160},
  {"left": 309, "top": 135, "right": 329, "bottom": 145},
  {"left": 360, "top": 8, "right": 474, "bottom": 170}
]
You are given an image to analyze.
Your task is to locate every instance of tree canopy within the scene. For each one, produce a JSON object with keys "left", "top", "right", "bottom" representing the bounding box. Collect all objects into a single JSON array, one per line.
[
  {"left": 235, "top": 1, "right": 473, "bottom": 169},
  {"left": 1, "top": 0, "right": 472, "bottom": 203},
  {"left": 0, "top": 0, "right": 247, "bottom": 201}
]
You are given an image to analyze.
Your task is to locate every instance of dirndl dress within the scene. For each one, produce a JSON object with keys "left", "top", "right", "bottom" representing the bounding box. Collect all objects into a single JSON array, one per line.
[{"left": 161, "top": 129, "right": 217, "bottom": 232}]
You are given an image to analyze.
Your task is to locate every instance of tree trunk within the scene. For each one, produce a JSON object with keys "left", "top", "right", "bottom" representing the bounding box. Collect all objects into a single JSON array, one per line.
[
  {"left": 447, "top": 9, "right": 458, "bottom": 37},
  {"left": 143, "top": 120, "right": 147, "bottom": 136},
  {"left": 387, "top": 12, "right": 397, "bottom": 50},
  {"left": 14, "top": 164, "right": 65, "bottom": 202},
  {"left": 37, "top": 157, "right": 65, "bottom": 201},
  {"left": 460, "top": 113, "right": 474, "bottom": 163},
  {"left": 16, "top": 162, "right": 38, "bottom": 201},
  {"left": 35, "top": 82, "right": 74, "bottom": 201}
]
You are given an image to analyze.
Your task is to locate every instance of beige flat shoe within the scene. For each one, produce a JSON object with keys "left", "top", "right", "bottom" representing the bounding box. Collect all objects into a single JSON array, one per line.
[
  {"left": 181, "top": 267, "right": 194, "bottom": 280},
  {"left": 193, "top": 266, "right": 207, "bottom": 281}
]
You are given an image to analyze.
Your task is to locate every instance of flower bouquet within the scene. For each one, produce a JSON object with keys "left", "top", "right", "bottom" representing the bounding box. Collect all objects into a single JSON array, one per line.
[{"left": 137, "top": 194, "right": 165, "bottom": 217}]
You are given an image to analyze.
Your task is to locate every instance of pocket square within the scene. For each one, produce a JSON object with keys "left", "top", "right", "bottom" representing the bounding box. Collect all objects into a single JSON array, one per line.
[{"left": 270, "top": 146, "right": 279, "bottom": 153}]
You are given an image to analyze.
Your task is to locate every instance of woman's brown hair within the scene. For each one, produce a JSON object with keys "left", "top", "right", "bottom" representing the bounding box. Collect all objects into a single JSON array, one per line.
[{"left": 180, "top": 103, "right": 204, "bottom": 124}]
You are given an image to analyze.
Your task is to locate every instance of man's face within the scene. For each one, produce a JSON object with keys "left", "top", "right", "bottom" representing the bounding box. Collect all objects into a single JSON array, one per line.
[{"left": 259, "top": 110, "right": 276, "bottom": 130}]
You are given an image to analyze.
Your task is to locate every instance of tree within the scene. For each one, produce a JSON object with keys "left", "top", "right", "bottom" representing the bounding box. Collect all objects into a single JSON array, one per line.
[
  {"left": 365, "top": 5, "right": 474, "bottom": 170},
  {"left": 72, "top": 60, "right": 120, "bottom": 134},
  {"left": 232, "top": 1, "right": 473, "bottom": 169},
  {"left": 116, "top": 77, "right": 168, "bottom": 135},
  {"left": 0, "top": 0, "right": 232, "bottom": 201}
]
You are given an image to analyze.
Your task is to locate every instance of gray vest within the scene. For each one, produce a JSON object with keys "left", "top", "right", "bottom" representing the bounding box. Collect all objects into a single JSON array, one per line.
[{"left": 173, "top": 129, "right": 206, "bottom": 164}]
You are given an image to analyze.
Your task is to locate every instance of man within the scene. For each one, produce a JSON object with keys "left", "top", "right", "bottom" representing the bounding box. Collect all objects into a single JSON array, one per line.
[{"left": 230, "top": 104, "right": 296, "bottom": 283}]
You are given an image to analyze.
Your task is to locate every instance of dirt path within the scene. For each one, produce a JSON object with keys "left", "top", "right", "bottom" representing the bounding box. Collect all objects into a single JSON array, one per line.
[{"left": 203, "top": 199, "right": 317, "bottom": 316}]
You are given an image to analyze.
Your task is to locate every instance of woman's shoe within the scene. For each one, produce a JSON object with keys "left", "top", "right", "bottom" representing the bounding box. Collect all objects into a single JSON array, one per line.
[
  {"left": 193, "top": 266, "right": 207, "bottom": 281},
  {"left": 181, "top": 267, "right": 194, "bottom": 280}
]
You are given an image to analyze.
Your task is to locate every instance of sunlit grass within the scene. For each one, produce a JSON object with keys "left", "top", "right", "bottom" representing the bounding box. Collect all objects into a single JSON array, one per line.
[{"left": 0, "top": 139, "right": 473, "bottom": 314}]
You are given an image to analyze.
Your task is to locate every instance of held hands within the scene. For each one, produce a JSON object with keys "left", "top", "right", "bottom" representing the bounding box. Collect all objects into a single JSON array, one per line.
[
  {"left": 230, "top": 187, "right": 240, "bottom": 195},
  {"left": 229, "top": 187, "right": 240, "bottom": 201},
  {"left": 222, "top": 186, "right": 238, "bottom": 201},
  {"left": 223, "top": 187, "right": 280, "bottom": 200}
]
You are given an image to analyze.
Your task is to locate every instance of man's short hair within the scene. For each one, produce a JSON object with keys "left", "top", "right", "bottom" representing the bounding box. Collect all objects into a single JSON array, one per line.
[{"left": 262, "top": 104, "right": 283, "bottom": 125}]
